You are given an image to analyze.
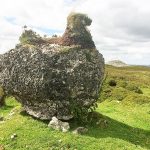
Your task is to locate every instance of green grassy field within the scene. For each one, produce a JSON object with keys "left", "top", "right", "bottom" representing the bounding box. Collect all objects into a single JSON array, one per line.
[{"left": 0, "top": 65, "right": 150, "bottom": 150}]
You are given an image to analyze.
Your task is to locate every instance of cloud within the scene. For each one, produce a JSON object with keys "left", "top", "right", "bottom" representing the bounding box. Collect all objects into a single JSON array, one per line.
[
  {"left": 76, "top": 0, "right": 150, "bottom": 65},
  {"left": 0, "top": 0, "right": 71, "bottom": 53},
  {"left": 0, "top": 0, "right": 150, "bottom": 65}
]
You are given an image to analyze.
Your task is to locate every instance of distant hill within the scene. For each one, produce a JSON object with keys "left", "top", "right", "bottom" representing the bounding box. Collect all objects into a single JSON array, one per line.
[{"left": 106, "top": 60, "right": 128, "bottom": 67}]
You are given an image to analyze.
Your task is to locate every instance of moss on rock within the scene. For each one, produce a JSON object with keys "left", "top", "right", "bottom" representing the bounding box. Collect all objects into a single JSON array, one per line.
[{"left": 60, "top": 12, "right": 95, "bottom": 48}]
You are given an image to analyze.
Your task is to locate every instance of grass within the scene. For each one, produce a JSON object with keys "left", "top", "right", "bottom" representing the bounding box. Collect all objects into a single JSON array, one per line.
[
  {"left": 142, "top": 88, "right": 150, "bottom": 97},
  {"left": 0, "top": 65, "right": 150, "bottom": 150}
]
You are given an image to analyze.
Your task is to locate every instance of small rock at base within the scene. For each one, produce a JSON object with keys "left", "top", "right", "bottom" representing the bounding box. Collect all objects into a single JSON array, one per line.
[
  {"left": 48, "top": 117, "right": 60, "bottom": 131},
  {"left": 61, "top": 122, "right": 70, "bottom": 132},
  {"left": 10, "top": 133, "right": 17, "bottom": 139},
  {"left": 72, "top": 127, "right": 88, "bottom": 134},
  {"left": 48, "top": 117, "right": 70, "bottom": 132}
]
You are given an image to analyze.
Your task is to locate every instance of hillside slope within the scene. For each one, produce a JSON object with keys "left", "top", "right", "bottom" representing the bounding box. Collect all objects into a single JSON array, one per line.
[
  {"left": 107, "top": 60, "right": 128, "bottom": 67},
  {"left": 0, "top": 65, "right": 150, "bottom": 150}
]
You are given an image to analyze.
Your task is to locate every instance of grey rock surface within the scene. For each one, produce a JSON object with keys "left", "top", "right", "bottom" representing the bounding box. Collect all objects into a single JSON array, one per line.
[
  {"left": 48, "top": 116, "right": 70, "bottom": 132},
  {"left": 72, "top": 127, "right": 88, "bottom": 134},
  {"left": 0, "top": 44, "right": 104, "bottom": 120},
  {"left": 10, "top": 133, "right": 17, "bottom": 140}
]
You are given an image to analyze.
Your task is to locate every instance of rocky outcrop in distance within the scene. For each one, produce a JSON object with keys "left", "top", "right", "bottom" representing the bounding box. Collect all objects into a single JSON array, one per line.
[{"left": 107, "top": 60, "right": 128, "bottom": 67}]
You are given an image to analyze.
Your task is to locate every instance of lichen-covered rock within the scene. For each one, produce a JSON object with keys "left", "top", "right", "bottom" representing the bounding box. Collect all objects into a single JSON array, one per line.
[
  {"left": 0, "top": 44, "right": 104, "bottom": 120},
  {"left": 60, "top": 12, "right": 95, "bottom": 48},
  {"left": 0, "top": 13, "right": 105, "bottom": 120}
]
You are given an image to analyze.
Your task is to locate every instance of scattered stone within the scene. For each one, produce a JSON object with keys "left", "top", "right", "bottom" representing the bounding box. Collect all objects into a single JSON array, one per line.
[
  {"left": 61, "top": 122, "right": 70, "bottom": 133},
  {"left": 104, "top": 120, "right": 108, "bottom": 125},
  {"left": 48, "top": 117, "right": 70, "bottom": 132},
  {"left": 58, "top": 139, "right": 62, "bottom": 143},
  {"left": 0, "top": 145, "right": 5, "bottom": 150},
  {"left": 96, "top": 119, "right": 108, "bottom": 128},
  {"left": 72, "top": 127, "right": 88, "bottom": 134},
  {"left": 10, "top": 133, "right": 17, "bottom": 140},
  {"left": 48, "top": 117, "right": 60, "bottom": 131},
  {"left": 8, "top": 112, "right": 15, "bottom": 117},
  {"left": 116, "top": 100, "right": 120, "bottom": 103}
]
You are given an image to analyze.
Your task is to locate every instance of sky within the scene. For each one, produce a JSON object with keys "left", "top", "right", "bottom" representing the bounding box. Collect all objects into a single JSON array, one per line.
[{"left": 0, "top": 0, "right": 150, "bottom": 65}]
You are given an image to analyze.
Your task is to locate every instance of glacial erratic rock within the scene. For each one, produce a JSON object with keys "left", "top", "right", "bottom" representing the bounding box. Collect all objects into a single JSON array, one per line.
[
  {"left": 0, "top": 13, "right": 104, "bottom": 120},
  {"left": 0, "top": 44, "right": 104, "bottom": 120}
]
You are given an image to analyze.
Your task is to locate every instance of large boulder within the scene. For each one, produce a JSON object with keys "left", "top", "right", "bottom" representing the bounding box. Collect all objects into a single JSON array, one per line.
[
  {"left": 0, "top": 44, "right": 104, "bottom": 120},
  {"left": 0, "top": 12, "right": 105, "bottom": 120}
]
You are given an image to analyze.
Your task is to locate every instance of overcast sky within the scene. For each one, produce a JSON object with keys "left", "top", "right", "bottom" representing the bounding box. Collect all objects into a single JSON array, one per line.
[{"left": 0, "top": 0, "right": 150, "bottom": 65}]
